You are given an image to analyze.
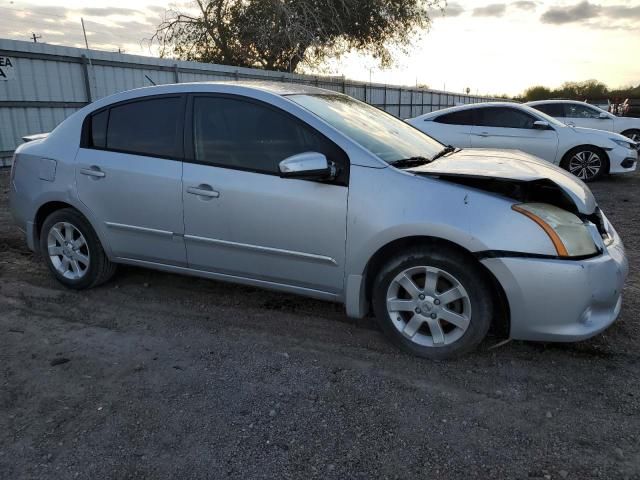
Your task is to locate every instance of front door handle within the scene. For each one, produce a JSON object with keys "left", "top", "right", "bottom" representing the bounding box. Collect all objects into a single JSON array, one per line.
[
  {"left": 187, "top": 185, "right": 220, "bottom": 199},
  {"left": 80, "top": 167, "right": 106, "bottom": 178},
  {"left": 473, "top": 132, "right": 490, "bottom": 137}
]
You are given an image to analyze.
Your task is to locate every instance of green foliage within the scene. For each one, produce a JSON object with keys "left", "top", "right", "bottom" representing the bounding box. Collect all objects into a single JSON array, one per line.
[
  {"left": 522, "top": 80, "right": 639, "bottom": 102},
  {"left": 610, "top": 84, "right": 640, "bottom": 100},
  {"left": 153, "top": 0, "right": 444, "bottom": 72},
  {"left": 523, "top": 86, "right": 552, "bottom": 102}
]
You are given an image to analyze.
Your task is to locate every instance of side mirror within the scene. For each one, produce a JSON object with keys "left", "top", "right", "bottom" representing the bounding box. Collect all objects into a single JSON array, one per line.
[
  {"left": 533, "top": 120, "right": 551, "bottom": 130},
  {"left": 599, "top": 112, "right": 610, "bottom": 119},
  {"left": 279, "top": 152, "right": 336, "bottom": 180}
]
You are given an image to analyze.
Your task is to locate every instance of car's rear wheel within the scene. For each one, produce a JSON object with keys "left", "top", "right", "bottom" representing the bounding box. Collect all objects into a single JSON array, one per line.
[
  {"left": 372, "top": 247, "right": 493, "bottom": 359},
  {"left": 621, "top": 129, "right": 640, "bottom": 143},
  {"left": 40, "top": 208, "right": 116, "bottom": 289},
  {"left": 561, "top": 146, "right": 608, "bottom": 182}
]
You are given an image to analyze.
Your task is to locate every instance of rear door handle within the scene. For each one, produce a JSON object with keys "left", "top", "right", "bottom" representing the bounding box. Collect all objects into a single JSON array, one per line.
[
  {"left": 473, "top": 132, "right": 490, "bottom": 137},
  {"left": 187, "top": 185, "right": 220, "bottom": 198},
  {"left": 80, "top": 167, "right": 106, "bottom": 178}
]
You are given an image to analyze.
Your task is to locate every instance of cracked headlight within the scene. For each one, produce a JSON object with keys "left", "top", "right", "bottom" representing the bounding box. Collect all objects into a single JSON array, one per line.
[{"left": 512, "top": 203, "right": 598, "bottom": 257}]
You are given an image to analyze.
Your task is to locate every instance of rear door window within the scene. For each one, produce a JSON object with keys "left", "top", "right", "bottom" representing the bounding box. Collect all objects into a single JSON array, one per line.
[
  {"left": 532, "top": 103, "right": 565, "bottom": 118},
  {"left": 433, "top": 109, "right": 477, "bottom": 125},
  {"left": 105, "top": 96, "right": 183, "bottom": 158}
]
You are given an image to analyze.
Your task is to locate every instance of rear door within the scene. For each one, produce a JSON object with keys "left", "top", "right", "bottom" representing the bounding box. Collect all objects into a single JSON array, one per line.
[
  {"left": 423, "top": 109, "right": 475, "bottom": 147},
  {"left": 181, "top": 95, "right": 349, "bottom": 294},
  {"left": 563, "top": 103, "right": 614, "bottom": 131},
  {"left": 76, "top": 95, "right": 187, "bottom": 266},
  {"left": 470, "top": 106, "right": 559, "bottom": 162}
]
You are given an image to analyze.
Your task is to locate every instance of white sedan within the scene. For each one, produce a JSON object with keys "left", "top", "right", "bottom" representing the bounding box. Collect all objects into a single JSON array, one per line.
[
  {"left": 527, "top": 99, "right": 640, "bottom": 143},
  {"left": 406, "top": 102, "right": 638, "bottom": 182}
]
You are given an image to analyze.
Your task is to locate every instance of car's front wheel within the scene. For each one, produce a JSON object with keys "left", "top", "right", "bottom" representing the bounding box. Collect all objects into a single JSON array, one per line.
[
  {"left": 561, "top": 146, "right": 608, "bottom": 182},
  {"left": 40, "top": 208, "right": 116, "bottom": 289},
  {"left": 372, "top": 247, "right": 493, "bottom": 359}
]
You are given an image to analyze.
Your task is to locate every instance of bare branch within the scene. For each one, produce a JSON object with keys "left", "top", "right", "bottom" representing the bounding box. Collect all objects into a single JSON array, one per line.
[{"left": 151, "top": 0, "right": 445, "bottom": 71}]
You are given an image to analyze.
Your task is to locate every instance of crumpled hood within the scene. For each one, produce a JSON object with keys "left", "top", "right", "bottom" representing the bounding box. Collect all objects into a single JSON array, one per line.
[{"left": 408, "top": 148, "right": 597, "bottom": 214}]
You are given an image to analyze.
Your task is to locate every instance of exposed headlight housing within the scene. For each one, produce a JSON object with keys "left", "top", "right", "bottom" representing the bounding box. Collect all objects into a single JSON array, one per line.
[
  {"left": 512, "top": 203, "right": 599, "bottom": 257},
  {"left": 611, "top": 138, "right": 635, "bottom": 150}
]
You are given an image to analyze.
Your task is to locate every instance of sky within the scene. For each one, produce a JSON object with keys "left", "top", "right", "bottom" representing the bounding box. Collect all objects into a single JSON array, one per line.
[{"left": 0, "top": 0, "right": 638, "bottom": 96}]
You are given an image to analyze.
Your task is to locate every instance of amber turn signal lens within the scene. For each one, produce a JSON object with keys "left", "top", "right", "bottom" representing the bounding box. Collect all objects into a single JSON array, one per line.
[{"left": 512, "top": 204, "right": 569, "bottom": 257}]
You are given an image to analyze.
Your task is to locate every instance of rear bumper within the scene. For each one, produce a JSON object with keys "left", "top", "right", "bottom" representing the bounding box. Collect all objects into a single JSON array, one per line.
[
  {"left": 9, "top": 176, "right": 37, "bottom": 251},
  {"left": 482, "top": 236, "right": 628, "bottom": 342}
]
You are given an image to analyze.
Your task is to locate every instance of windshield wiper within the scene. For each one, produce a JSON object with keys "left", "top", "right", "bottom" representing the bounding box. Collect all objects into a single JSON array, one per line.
[
  {"left": 389, "top": 156, "right": 431, "bottom": 169},
  {"left": 431, "top": 145, "right": 458, "bottom": 161},
  {"left": 390, "top": 146, "right": 459, "bottom": 169}
]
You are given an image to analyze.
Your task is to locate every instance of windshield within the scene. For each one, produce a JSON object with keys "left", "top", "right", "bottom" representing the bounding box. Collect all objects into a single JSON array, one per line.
[
  {"left": 587, "top": 103, "right": 614, "bottom": 117},
  {"left": 288, "top": 94, "right": 443, "bottom": 163}
]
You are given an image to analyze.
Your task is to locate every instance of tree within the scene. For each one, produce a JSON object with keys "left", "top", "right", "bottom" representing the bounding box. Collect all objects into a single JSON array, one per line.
[
  {"left": 523, "top": 85, "right": 552, "bottom": 102},
  {"left": 152, "top": 0, "right": 444, "bottom": 72},
  {"left": 611, "top": 84, "right": 640, "bottom": 99},
  {"left": 555, "top": 80, "right": 608, "bottom": 100},
  {"left": 522, "top": 80, "right": 613, "bottom": 102}
]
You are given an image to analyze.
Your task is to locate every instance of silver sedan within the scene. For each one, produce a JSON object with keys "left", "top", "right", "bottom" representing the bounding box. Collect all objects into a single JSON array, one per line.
[{"left": 9, "top": 81, "right": 628, "bottom": 358}]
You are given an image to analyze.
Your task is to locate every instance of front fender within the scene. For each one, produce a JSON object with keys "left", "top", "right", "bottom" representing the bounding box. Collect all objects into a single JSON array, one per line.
[
  {"left": 343, "top": 166, "right": 562, "bottom": 318},
  {"left": 346, "top": 166, "right": 558, "bottom": 277}
]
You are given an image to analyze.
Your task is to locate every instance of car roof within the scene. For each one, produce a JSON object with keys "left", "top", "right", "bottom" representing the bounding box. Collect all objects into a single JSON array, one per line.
[
  {"left": 146, "top": 80, "right": 333, "bottom": 96},
  {"left": 87, "top": 80, "right": 339, "bottom": 111},
  {"left": 527, "top": 99, "right": 590, "bottom": 106},
  {"left": 416, "top": 101, "right": 522, "bottom": 119},
  {"left": 211, "top": 80, "right": 333, "bottom": 96}
]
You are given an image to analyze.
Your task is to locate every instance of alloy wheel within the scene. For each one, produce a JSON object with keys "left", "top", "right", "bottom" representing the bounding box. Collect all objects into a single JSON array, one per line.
[
  {"left": 386, "top": 266, "right": 472, "bottom": 347},
  {"left": 47, "top": 222, "right": 90, "bottom": 280},
  {"left": 569, "top": 150, "right": 602, "bottom": 181}
]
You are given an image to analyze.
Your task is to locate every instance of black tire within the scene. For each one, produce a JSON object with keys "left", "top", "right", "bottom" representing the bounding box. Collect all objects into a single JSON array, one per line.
[
  {"left": 372, "top": 246, "right": 493, "bottom": 360},
  {"left": 560, "top": 146, "right": 608, "bottom": 182},
  {"left": 621, "top": 129, "right": 640, "bottom": 143},
  {"left": 40, "top": 208, "right": 116, "bottom": 289}
]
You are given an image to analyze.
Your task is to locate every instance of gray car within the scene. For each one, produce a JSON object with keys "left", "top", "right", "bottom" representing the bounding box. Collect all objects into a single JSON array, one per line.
[{"left": 9, "top": 82, "right": 628, "bottom": 359}]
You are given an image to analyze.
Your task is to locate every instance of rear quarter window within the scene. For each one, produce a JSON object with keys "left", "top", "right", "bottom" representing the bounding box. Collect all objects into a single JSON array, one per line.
[{"left": 90, "top": 110, "right": 108, "bottom": 148}]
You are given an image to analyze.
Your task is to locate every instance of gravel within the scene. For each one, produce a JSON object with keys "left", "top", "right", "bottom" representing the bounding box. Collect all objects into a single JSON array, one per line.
[{"left": 1, "top": 168, "right": 639, "bottom": 479}]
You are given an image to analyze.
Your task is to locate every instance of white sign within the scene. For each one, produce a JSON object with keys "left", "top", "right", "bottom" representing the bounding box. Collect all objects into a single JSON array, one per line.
[{"left": 0, "top": 57, "right": 15, "bottom": 80}]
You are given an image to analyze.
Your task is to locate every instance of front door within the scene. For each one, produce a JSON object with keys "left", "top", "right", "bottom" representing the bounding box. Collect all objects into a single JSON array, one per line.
[
  {"left": 470, "top": 106, "right": 559, "bottom": 162},
  {"left": 182, "top": 95, "right": 349, "bottom": 294},
  {"left": 76, "top": 95, "right": 187, "bottom": 265}
]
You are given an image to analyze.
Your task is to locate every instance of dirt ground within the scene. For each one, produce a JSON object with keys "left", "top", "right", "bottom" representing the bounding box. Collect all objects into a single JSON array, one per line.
[{"left": 1, "top": 168, "right": 639, "bottom": 480}]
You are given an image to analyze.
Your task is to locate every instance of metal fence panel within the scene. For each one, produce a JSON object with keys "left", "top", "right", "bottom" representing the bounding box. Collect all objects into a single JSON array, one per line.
[{"left": 0, "top": 38, "right": 494, "bottom": 166}]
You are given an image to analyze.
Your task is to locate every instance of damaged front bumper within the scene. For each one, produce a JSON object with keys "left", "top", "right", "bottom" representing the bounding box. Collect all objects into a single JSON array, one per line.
[{"left": 481, "top": 229, "right": 628, "bottom": 342}]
